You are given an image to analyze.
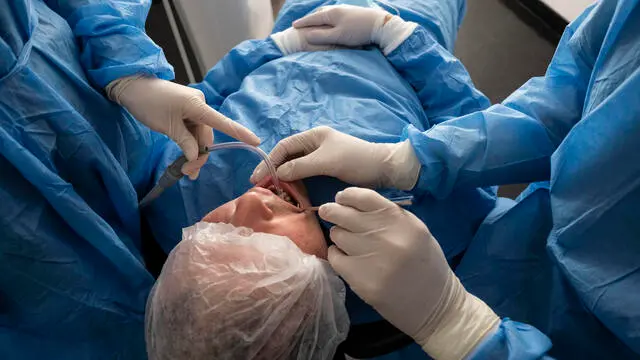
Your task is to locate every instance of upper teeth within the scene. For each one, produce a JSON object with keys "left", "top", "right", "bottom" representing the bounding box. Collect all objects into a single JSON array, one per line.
[{"left": 268, "top": 185, "right": 297, "bottom": 206}]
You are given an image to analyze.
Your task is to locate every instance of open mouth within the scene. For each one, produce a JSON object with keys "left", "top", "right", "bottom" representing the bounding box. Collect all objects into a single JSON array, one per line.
[
  {"left": 255, "top": 176, "right": 305, "bottom": 210},
  {"left": 269, "top": 185, "right": 296, "bottom": 205}
]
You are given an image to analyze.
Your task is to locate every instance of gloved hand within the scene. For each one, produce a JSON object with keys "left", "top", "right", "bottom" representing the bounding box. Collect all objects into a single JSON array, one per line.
[
  {"left": 292, "top": 5, "right": 417, "bottom": 55},
  {"left": 271, "top": 27, "right": 339, "bottom": 55},
  {"left": 250, "top": 126, "right": 421, "bottom": 191},
  {"left": 322, "top": 188, "right": 500, "bottom": 360},
  {"left": 106, "top": 76, "right": 260, "bottom": 179}
]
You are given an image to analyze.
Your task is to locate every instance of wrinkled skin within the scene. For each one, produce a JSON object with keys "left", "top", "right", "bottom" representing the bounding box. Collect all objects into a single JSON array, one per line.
[{"left": 202, "top": 177, "right": 327, "bottom": 259}]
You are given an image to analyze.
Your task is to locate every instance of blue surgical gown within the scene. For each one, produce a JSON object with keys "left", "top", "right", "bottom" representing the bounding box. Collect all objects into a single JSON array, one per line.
[
  {"left": 0, "top": 0, "right": 173, "bottom": 358},
  {"left": 144, "top": 0, "right": 497, "bottom": 359},
  {"left": 1, "top": 0, "right": 488, "bottom": 358},
  {"left": 395, "top": 0, "right": 640, "bottom": 358},
  {"left": 0, "top": 0, "right": 561, "bottom": 359}
]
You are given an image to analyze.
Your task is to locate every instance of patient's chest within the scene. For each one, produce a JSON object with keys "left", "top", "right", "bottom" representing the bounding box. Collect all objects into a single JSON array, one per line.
[{"left": 219, "top": 48, "right": 429, "bottom": 152}]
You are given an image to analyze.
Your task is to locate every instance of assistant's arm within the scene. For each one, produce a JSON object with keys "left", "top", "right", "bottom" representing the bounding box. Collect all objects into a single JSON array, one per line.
[
  {"left": 45, "top": 0, "right": 174, "bottom": 88},
  {"left": 394, "top": 21, "right": 589, "bottom": 197}
]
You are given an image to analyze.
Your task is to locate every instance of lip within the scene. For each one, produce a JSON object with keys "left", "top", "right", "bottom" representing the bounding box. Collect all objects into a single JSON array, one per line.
[{"left": 255, "top": 176, "right": 310, "bottom": 211}]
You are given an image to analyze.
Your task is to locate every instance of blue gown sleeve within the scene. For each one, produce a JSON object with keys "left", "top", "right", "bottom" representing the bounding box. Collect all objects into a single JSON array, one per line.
[
  {"left": 386, "top": 26, "right": 492, "bottom": 125},
  {"left": 45, "top": 0, "right": 174, "bottom": 88},
  {"left": 468, "top": 319, "right": 554, "bottom": 360},
  {"left": 190, "top": 38, "right": 284, "bottom": 110},
  {"left": 389, "top": 20, "right": 590, "bottom": 198}
]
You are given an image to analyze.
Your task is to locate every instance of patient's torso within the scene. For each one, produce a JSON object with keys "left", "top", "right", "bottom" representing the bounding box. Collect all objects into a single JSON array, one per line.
[
  {"left": 212, "top": 49, "right": 495, "bottom": 326},
  {"left": 221, "top": 49, "right": 429, "bottom": 150},
  {"left": 214, "top": 48, "right": 493, "bottom": 261},
  {"left": 215, "top": 48, "right": 428, "bottom": 216}
]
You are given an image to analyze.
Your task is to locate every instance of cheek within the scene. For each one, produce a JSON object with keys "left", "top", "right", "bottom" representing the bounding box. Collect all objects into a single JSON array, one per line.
[
  {"left": 202, "top": 201, "right": 235, "bottom": 223},
  {"left": 273, "top": 214, "right": 327, "bottom": 259}
]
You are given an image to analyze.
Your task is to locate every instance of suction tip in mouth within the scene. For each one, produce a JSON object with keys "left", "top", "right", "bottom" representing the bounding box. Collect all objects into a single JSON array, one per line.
[{"left": 256, "top": 176, "right": 303, "bottom": 209}]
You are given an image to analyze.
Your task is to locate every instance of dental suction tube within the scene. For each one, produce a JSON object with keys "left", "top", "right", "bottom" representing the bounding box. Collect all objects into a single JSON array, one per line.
[
  {"left": 205, "top": 142, "right": 284, "bottom": 195},
  {"left": 138, "top": 142, "right": 283, "bottom": 209}
]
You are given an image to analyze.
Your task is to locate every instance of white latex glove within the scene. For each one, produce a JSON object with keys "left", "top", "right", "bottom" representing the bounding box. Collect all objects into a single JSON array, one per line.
[
  {"left": 293, "top": 5, "right": 417, "bottom": 55},
  {"left": 106, "top": 76, "right": 260, "bottom": 179},
  {"left": 271, "top": 27, "right": 339, "bottom": 55},
  {"left": 322, "top": 188, "right": 500, "bottom": 360},
  {"left": 250, "top": 126, "right": 421, "bottom": 191}
]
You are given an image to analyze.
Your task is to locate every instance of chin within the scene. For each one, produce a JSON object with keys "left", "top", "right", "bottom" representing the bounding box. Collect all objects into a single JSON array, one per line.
[{"left": 290, "top": 222, "right": 328, "bottom": 260}]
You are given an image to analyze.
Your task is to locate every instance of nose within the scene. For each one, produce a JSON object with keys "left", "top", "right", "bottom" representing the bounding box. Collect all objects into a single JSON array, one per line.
[{"left": 231, "top": 192, "right": 274, "bottom": 227}]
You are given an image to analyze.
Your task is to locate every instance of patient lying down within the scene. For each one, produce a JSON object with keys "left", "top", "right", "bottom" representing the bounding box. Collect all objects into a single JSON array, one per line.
[
  {"left": 145, "top": 178, "right": 348, "bottom": 360},
  {"left": 202, "top": 176, "right": 327, "bottom": 258}
]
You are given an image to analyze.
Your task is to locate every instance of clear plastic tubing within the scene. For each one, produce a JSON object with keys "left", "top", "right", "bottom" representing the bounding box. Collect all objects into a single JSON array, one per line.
[{"left": 204, "top": 142, "right": 284, "bottom": 195}]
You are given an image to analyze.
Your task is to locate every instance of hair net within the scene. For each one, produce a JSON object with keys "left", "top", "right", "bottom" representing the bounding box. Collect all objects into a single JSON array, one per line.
[{"left": 145, "top": 222, "right": 349, "bottom": 360}]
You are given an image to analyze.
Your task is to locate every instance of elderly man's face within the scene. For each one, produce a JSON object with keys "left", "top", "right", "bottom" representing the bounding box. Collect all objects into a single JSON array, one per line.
[{"left": 202, "top": 176, "right": 327, "bottom": 259}]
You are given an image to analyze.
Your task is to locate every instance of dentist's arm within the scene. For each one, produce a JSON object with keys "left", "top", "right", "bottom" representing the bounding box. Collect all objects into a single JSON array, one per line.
[
  {"left": 385, "top": 25, "right": 491, "bottom": 125},
  {"left": 255, "top": 6, "right": 590, "bottom": 197},
  {"left": 399, "top": 20, "right": 588, "bottom": 197}
]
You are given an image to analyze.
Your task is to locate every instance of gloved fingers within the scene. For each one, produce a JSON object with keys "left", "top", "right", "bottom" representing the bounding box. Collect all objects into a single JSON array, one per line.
[
  {"left": 271, "top": 129, "right": 323, "bottom": 165},
  {"left": 182, "top": 125, "right": 213, "bottom": 179},
  {"left": 250, "top": 161, "right": 268, "bottom": 184},
  {"left": 250, "top": 130, "right": 322, "bottom": 183},
  {"left": 327, "top": 245, "right": 370, "bottom": 296},
  {"left": 305, "top": 42, "right": 341, "bottom": 52},
  {"left": 293, "top": 6, "right": 336, "bottom": 28},
  {"left": 303, "top": 27, "right": 344, "bottom": 46},
  {"left": 335, "top": 187, "right": 394, "bottom": 212},
  {"left": 327, "top": 245, "right": 350, "bottom": 277},
  {"left": 183, "top": 95, "right": 260, "bottom": 146},
  {"left": 252, "top": 153, "right": 330, "bottom": 183},
  {"left": 319, "top": 203, "right": 371, "bottom": 233},
  {"left": 329, "top": 226, "right": 368, "bottom": 256},
  {"left": 249, "top": 142, "right": 298, "bottom": 184},
  {"left": 279, "top": 150, "right": 332, "bottom": 180},
  {"left": 182, "top": 153, "right": 208, "bottom": 180},
  {"left": 172, "top": 120, "right": 200, "bottom": 163}
]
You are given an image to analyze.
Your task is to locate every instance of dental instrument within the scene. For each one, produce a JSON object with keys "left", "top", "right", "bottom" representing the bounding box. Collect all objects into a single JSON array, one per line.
[
  {"left": 138, "top": 143, "right": 283, "bottom": 208},
  {"left": 301, "top": 195, "right": 414, "bottom": 212}
]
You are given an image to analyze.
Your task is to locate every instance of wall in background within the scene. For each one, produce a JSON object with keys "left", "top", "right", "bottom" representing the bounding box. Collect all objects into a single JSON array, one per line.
[
  {"left": 173, "top": 0, "right": 274, "bottom": 76},
  {"left": 540, "top": 0, "right": 593, "bottom": 21}
]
